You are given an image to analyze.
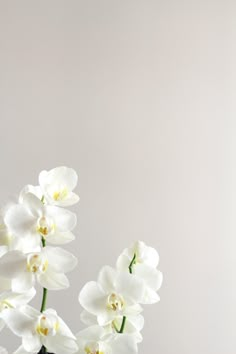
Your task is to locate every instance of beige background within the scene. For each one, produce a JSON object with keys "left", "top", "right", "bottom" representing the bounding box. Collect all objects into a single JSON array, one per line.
[{"left": 0, "top": 1, "right": 235, "bottom": 353}]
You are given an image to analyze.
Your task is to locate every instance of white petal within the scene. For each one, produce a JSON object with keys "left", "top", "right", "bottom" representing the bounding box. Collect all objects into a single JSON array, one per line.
[
  {"left": 12, "top": 273, "right": 34, "bottom": 293},
  {"left": 80, "top": 310, "right": 97, "bottom": 326},
  {"left": 14, "top": 345, "right": 30, "bottom": 354},
  {"left": 112, "top": 317, "right": 143, "bottom": 342},
  {"left": 39, "top": 167, "right": 78, "bottom": 191},
  {"left": 142, "top": 286, "right": 160, "bottom": 304},
  {"left": 116, "top": 254, "right": 130, "bottom": 271},
  {"left": 0, "top": 246, "right": 8, "bottom": 257},
  {"left": 22, "top": 334, "right": 41, "bottom": 352},
  {"left": 76, "top": 325, "right": 105, "bottom": 341},
  {"left": 43, "top": 247, "right": 77, "bottom": 273},
  {"left": 110, "top": 334, "right": 138, "bottom": 354},
  {"left": 21, "top": 193, "right": 43, "bottom": 218},
  {"left": 1, "top": 308, "right": 34, "bottom": 336},
  {"left": 135, "top": 264, "right": 163, "bottom": 291},
  {"left": 6, "top": 288, "right": 36, "bottom": 308},
  {"left": 14, "top": 234, "right": 41, "bottom": 253},
  {"left": 56, "top": 192, "right": 79, "bottom": 207},
  {"left": 98, "top": 266, "right": 116, "bottom": 293},
  {"left": 0, "top": 251, "right": 26, "bottom": 278},
  {"left": 19, "top": 185, "right": 43, "bottom": 204},
  {"left": 97, "top": 311, "right": 115, "bottom": 326},
  {"left": 0, "top": 276, "right": 11, "bottom": 291},
  {"left": 20, "top": 305, "right": 40, "bottom": 318},
  {"left": 79, "top": 281, "right": 107, "bottom": 316},
  {"left": 141, "top": 242, "right": 159, "bottom": 268},
  {"left": 46, "top": 231, "right": 75, "bottom": 245},
  {"left": 4, "top": 205, "right": 36, "bottom": 237},
  {"left": 38, "top": 270, "right": 69, "bottom": 290},
  {"left": 116, "top": 272, "right": 145, "bottom": 304},
  {"left": 57, "top": 316, "right": 76, "bottom": 339},
  {"left": 44, "top": 334, "right": 78, "bottom": 354},
  {"left": 124, "top": 304, "right": 143, "bottom": 316},
  {"left": 38, "top": 170, "right": 48, "bottom": 187},
  {"left": 128, "top": 316, "right": 144, "bottom": 335},
  {"left": 46, "top": 206, "right": 77, "bottom": 232}
]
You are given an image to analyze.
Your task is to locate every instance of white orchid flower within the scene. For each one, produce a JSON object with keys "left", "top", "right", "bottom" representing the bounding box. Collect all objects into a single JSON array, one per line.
[
  {"left": 76, "top": 325, "right": 138, "bottom": 354},
  {"left": 0, "top": 288, "right": 36, "bottom": 332},
  {"left": 80, "top": 309, "right": 144, "bottom": 343},
  {"left": 2, "top": 306, "right": 78, "bottom": 354},
  {"left": 116, "top": 241, "right": 163, "bottom": 304},
  {"left": 79, "top": 266, "right": 144, "bottom": 328},
  {"left": 4, "top": 192, "right": 77, "bottom": 247},
  {"left": 39, "top": 166, "right": 79, "bottom": 207},
  {"left": 0, "top": 246, "right": 77, "bottom": 292}
]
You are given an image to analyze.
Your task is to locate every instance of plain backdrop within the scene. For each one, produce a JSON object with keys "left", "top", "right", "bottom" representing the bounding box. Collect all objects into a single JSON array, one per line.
[{"left": 0, "top": 1, "right": 235, "bottom": 354}]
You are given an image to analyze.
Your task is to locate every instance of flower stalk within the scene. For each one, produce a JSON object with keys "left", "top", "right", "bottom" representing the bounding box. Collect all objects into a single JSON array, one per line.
[{"left": 40, "top": 236, "right": 48, "bottom": 313}]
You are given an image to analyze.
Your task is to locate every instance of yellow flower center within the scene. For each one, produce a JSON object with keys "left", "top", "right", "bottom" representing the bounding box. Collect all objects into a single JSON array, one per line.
[
  {"left": 84, "top": 342, "right": 104, "bottom": 354},
  {"left": 27, "top": 254, "right": 48, "bottom": 274},
  {"left": 36, "top": 315, "right": 59, "bottom": 337},
  {"left": 107, "top": 293, "right": 124, "bottom": 312},
  {"left": 37, "top": 216, "right": 55, "bottom": 237},
  {"left": 53, "top": 187, "right": 68, "bottom": 201}
]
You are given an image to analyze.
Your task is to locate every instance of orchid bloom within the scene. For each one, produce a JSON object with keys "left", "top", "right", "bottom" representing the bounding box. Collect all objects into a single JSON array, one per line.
[
  {"left": 4, "top": 192, "right": 77, "bottom": 248},
  {"left": 0, "top": 246, "right": 77, "bottom": 292},
  {"left": 76, "top": 325, "right": 138, "bottom": 354},
  {"left": 2, "top": 306, "right": 78, "bottom": 354},
  {"left": 0, "top": 166, "right": 163, "bottom": 354},
  {"left": 79, "top": 266, "right": 144, "bottom": 327},
  {"left": 116, "top": 241, "right": 163, "bottom": 304},
  {"left": 39, "top": 167, "right": 80, "bottom": 206},
  {"left": 0, "top": 288, "right": 36, "bottom": 332},
  {"left": 80, "top": 309, "right": 144, "bottom": 343}
]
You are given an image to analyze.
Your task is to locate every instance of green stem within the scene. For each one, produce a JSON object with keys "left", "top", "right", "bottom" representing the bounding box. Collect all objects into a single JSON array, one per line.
[
  {"left": 129, "top": 253, "right": 136, "bottom": 274},
  {"left": 39, "top": 236, "right": 48, "bottom": 353},
  {"left": 119, "top": 316, "right": 127, "bottom": 333},
  {"left": 40, "top": 237, "right": 47, "bottom": 313},
  {"left": 41, "top": 237, "right": 46, "bottom": 248},
  {"left": 40, "top": 287, "right": 48, "bottom": 313},
  {"left": 118, "top": 253, "right": 137, "bottom": 334}
]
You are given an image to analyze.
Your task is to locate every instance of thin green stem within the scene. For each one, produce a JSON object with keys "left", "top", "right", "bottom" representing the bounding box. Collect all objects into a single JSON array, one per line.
[
  {"left": 40, "top": 287, "right": 48, "bottom": 313},
  {"left": 118, "top": 253, "right": 137, "bottom": 335},
  {"left": 129, "top": 253, "right": 136, "bottom": 274},
  {"left": 39, "top": 236, "right": 48, "bottom": 353},
  {"left": 119, "top": 316, "right": 127, "bottom": 333},
  {"left": 41, "top": 237, "right": 46, "bottom": 248},
  {"left": 40, "top": 236, "right": 47, "bottom": 313}
]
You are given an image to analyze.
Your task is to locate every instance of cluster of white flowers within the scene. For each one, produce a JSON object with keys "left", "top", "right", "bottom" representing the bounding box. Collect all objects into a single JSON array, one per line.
[
  {"left": 77, "top": 241, "right": 163, "bottom": 354},
  {"left": 0, "top": 167, "right": 163, "bottom": 354},
  {"left": 0, "top": 167, "right": 79, "bottom": 354}
]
